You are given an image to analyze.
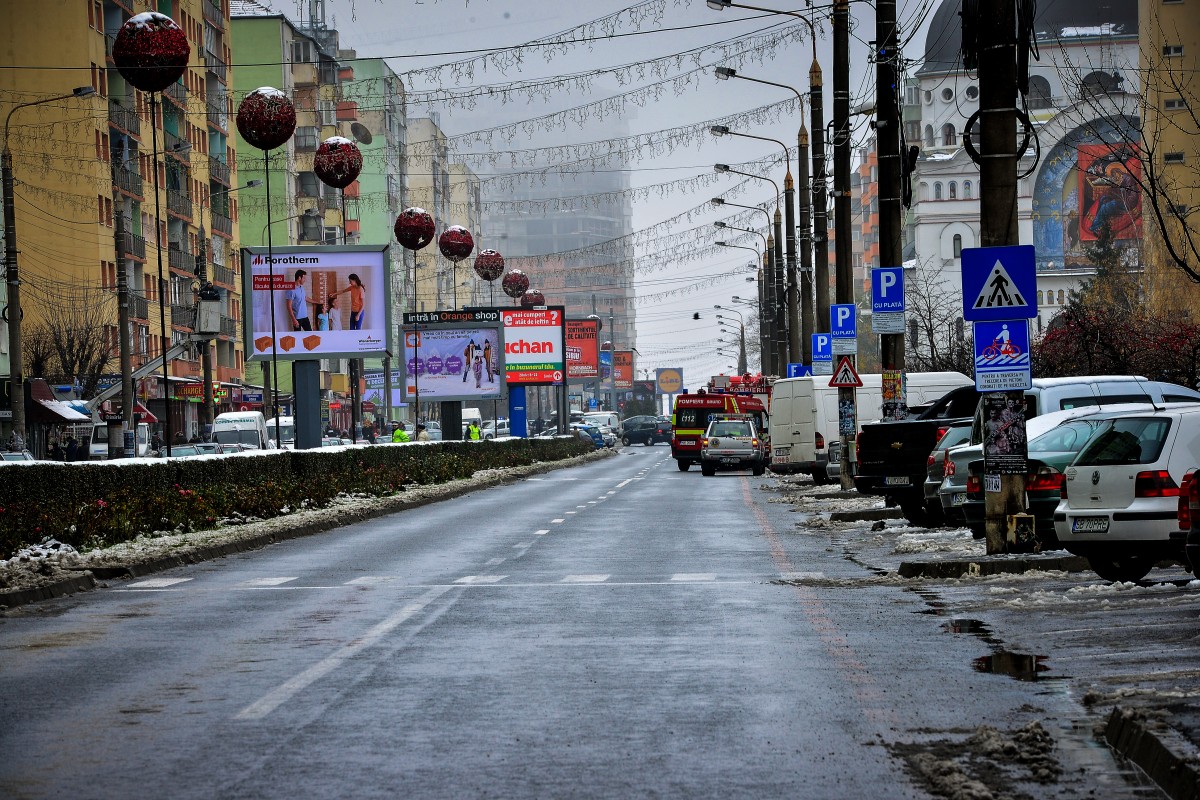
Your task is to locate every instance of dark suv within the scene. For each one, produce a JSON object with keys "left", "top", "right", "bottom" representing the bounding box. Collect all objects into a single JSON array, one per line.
[{"left": 621, "top": 415, "right": 670, "bottom": 446}]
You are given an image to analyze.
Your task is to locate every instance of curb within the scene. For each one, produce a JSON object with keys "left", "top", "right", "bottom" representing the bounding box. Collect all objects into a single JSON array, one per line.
[
  {"left": 1105, "top": 706, "right": 1200, "bottom": 800},
  {"left": 897, "top": 554, "right": 1090, "bottom": 579},
  {"left": 830, "top": 507, "right": 905, "bottom": 522},
  {"left": 1, "top": 449, "right": 614, "bottom": 610}
]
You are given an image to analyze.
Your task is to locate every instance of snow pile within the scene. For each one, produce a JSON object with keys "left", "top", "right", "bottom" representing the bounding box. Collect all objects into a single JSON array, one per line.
[{"left": 892, "top": 528, "right": 982, "bottom": 555}]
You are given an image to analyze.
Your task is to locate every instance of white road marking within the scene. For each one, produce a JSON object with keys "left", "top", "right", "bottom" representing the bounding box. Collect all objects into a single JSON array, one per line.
[
  {"left": 345, "top": 576, "right": 395, "bottom": 585},
  {"left": 606, "top": 491, "right": 617, "bottom": 496},
  {"left": 454, "top": 575, "right": 507, "bottom": 585},
  {"left": 551, "top": 518, "right": 565, "bottom": 524},
  {"left": 587, "top": 501, "right": 597, "bottom": 504},
  {"left": 565, "top": 511, "right": 576, "bottom": 515},
  {"left": 616, "top": 479, "right": 632, "bottom": 488},
  {"left": 780, "top": 571, "right": 825, "bottom": 581},
  {"left": 125, "top": 577, "right": 192, "bottom": 589},
  {"left": 576, "top": 505, "right": 587, "bottom": 509},
  {"left": 235, "top": 585, "right": 455, "bottom": 720},
  {"left": 562, "top": 574, "right": 610, "bottom": 583},
  {"left": 671, "top": 573, "right": 717, "bottom": 582},
  {"left": 239, "top": 577, "right": 298, "bottom": 587},
  {"left": 533, "top": 529, "right": 550, "bottom": 536},
  {"left": 514, "top": 541, "right": 533, "bottom": 549},
  {"left": 485, "top": 558, "right": 506, "bottom": 566}
]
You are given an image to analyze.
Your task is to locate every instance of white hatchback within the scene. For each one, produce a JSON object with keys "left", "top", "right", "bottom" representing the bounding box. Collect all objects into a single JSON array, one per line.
[{"left": 1055, "top": 405, "right": 1200, "bottom": 582}]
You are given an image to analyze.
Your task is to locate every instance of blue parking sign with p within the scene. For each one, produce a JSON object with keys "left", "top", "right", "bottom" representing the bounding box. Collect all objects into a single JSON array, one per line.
[{"left": 812, "top": 333, "right": 832, "bottom": 375}]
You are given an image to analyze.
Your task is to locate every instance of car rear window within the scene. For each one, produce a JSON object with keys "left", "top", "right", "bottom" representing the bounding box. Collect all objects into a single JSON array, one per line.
[
  {"left": 1074, "top": 418, "right": 1171, "bottom": 466},
  {"left": 710, "top": 422, "right": 753, "bottom": 437},
  {"left": 1028, "top": 419, "right": 1105, "bottom": 454},
  {"left": 1058, "top": 393, "right": 1149, "bottom": 410},
  {"left": 935, "top": 426, "right": 971, "bottom": 450}
]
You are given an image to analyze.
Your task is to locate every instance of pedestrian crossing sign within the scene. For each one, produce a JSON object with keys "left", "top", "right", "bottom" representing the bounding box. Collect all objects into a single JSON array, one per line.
[
  {"left": 828, "top": 357, "right": 863, "bottom": 388},
  {"left": 960, "top": 245, "right": 1037, "bottom": 322}
]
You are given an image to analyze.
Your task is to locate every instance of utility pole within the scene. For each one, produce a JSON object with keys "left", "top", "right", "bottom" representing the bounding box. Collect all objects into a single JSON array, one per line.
[
  {"left": 833, "top": 0, "right": 855, "bottom": 489},
  {"left": 111, "top": 164, "right": 134, "bottom": 439},
  {"left": 195, "top": 226, "right": 215, "bottom": 431},
  {"left": 771, "top": 210, "right": 785, "bottom": 374},
  {"left": 977, "top": 0, "right": 1025, "bottom": 554},
  {"left": 763, "top": 237, "right": 776, "bottom": 374},
  {"left": 877, "top": 1, "right": 905, "bottom": 402},
  {"left": 810, "top": 56, "right": 830, "bottom": 334},
  {"left": 798, "top": 124, "right": 814, "bottom": 365},
  {"left": 2, "top": 147, "right": 23, "bottom": 445},
  {"left": 783, "top": 174, "right": 799, "bottom": 366}
]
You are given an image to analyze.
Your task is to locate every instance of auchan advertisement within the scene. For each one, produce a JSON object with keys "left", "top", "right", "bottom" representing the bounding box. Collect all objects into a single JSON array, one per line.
[
  {"left": 502, "top": 306, "right": 566, "bottom": 385},
  {"left": 566, "top": 318, "right": 600, "bottom": 379},
  {"left": 614, "top": 350, "right": 634, "bottom": 389}
]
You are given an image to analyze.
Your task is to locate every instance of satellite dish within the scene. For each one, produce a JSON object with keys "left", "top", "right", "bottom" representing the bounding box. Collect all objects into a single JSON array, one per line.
[{"left": 350, "top": 122, "right": 373, "bottom": 144}]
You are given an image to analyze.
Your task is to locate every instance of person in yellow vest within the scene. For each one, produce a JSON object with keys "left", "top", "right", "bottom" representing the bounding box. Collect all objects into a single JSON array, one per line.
[
  {"left": 467, "top": 421, "right": 482, "bottom": 441},
  {"left": 392, "top": 422, "right": 410, "bottom": 443}
]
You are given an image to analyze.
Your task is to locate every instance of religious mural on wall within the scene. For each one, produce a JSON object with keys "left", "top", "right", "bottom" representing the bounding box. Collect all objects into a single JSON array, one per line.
[{"left": 1077, "top": 143, "right": 1142, "bottom": 242}]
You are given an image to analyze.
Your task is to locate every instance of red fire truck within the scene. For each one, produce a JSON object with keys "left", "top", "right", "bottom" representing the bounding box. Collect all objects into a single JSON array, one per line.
[{"left": 671, "top": 392, "right": 769, "bottom": 472}]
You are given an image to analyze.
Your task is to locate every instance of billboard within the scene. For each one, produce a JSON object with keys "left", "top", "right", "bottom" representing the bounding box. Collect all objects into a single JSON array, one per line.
[
  {"left": 363, "top": 368, "right": 406, "bottom": 410},
  {"left": 656, "top": 368, "right": 683, "bottom": 394},
  {"left": 614, "top": 350, "right": 634, "bottom": 389},
  {"left": 566, "top": 318, "right": 600, "bottom": 380},
  {"left": 242, "top": 245, "right": 390, "bottom": 360},
  {"left": 502, "top": 306, "right": 566, "bottom": 385},
  {"left": 401, "top": 309, "right": 506, "bottom": 402}
]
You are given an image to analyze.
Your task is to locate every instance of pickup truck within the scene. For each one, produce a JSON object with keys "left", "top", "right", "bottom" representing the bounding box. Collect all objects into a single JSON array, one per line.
[
  {"left": 853, "top": 385, "right": 983, "bottom": 525},
  {"left": 699, "top": 417, "right": 767, "bottom": 477}
]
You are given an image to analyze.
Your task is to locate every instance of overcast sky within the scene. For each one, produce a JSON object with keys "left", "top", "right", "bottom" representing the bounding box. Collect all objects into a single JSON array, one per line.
[{"left": 302, "top": 0, "right": 930, "bottom": 387}]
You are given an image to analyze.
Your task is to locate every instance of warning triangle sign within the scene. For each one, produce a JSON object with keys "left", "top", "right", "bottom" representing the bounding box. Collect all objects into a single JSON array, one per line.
[
  {"left": 829, "top": 356, "right": 863, "bottom": 387},
  {"left": 972, "top": 260, "right": 1027, "bottom": 310}
]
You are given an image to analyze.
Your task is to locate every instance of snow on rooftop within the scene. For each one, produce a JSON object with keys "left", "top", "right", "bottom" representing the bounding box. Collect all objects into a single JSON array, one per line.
[{"left": 1057, "top": 23, "right": 1123, "bottom": 38}]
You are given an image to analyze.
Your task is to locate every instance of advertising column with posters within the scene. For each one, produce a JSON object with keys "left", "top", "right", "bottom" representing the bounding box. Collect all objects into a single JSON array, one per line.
[
  {"left": 613, "top": 351, "right": 634, "bottom": 390},
  {"left": 566, "top": 318, "right": 600, "bottom": 380},
  {"left": 401, "top": 309, "right": 506, "bottom": 402},
  {"left": 242, "top": 245, "right": 391, "bottom": 360},
  {"left": 502, "top": 307, "right": 566, "bottom": 385}
]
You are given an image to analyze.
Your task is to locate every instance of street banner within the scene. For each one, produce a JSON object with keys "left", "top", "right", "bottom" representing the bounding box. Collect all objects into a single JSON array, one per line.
[
  {"left": 502, "top": 307, "right": 566, "bottom": 385},
  {"left": 566, "top": 318, "right": 600, "bottom": 379},
  {"left": 614, "top": 351, "right": 634, "bottom": 389},
  {"left": 243, "top": 245, "right": 390, "bottom": 360}
]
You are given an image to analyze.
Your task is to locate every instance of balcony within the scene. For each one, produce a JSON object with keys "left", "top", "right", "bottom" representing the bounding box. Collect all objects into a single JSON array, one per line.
[
  {"left": 212, "top": 263, "right": 237, "bottom": 286},
  {"left": 163, "top": 130, "right": 187, "bottom": 158},
  {"left": 210, "top": 210, "right": 233, "bottom": 237},
  {"left": 131, "top": 294, "right": 149, "bottom": 320},
  {"left": 108, "top": 100, "right": 140, "bottom": 136},
  {"left": 123, "top": 232, "right": 146, "bottom": 261},
  {"left": 203, "top": 0, "right": 223, "bottom": 26},
  {"left": 220, "top": 316, "right": 238, "bottom": 338},
  {"left": 167, "top": 188, "right": 193, "bottom": 219},
  {"left": 335, "top": 101, "right": 358, "bottom": 121},
  {"left": 204, "top": 49, "right": 227, "bottom": 82},
  {"left": 114, "top": 166, "right": 143, "bottom": 198},
  {"left": 163, "top": 81, "right": 187, "bottom": 109},
  {"left": 168, "top": 248, "right": 194, "bottom": 273},
  {"left": 208, "top": 155, "right": 230, "bottom": 186},
  {"left": 206, "top": 98, "right": 228, "bottom": 132},
  {"left": 170, "top": 302, "right": 194, "bottom": 326}
]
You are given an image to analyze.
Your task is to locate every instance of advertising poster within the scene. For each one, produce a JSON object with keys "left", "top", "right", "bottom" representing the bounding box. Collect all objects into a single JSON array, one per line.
[
  {"left": 566, "top": 319, "right": 600, "bottom": 380},
  {"left": 363, "top": 369, "right": 406, "bottom": 410},
  {"left": 242, "top": 245, "right": 390, "bottom": 360},
  {"left": 881, "top": 369, "right": 909, "bottom": 420},
  {"left": 981, "top": 393, "right": 1028, "bottom": 475},
  {"left": 599, "top": 350, "right": 612, "bottom": 380},
  {"left": 614, "top": 351, "right": 634, "bottom": 389},
  {"left": 656, "top": 368, "right": 683, "bottom": 394},
  {"left": 402, "top": 325, "right": 505, "bottom": 402},
  {"left": 502, "top": 307, "right": 566, "bottom": 385}
]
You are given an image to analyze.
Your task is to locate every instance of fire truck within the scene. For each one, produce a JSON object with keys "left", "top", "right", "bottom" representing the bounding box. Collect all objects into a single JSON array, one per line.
[{"left": 671, "top": 391, "right": 769, "bottom": 472}]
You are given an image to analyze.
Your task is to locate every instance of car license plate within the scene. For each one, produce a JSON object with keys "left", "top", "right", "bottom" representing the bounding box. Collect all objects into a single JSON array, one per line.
[
  {"left": 773, "top": 447, "right": 788, "bottom": 457},
  {"left": 1071, "top": 516, "right": 1110, "bottom": 533},
  {"left": 720, "top": 457, "right": 740, "bottom": 464},
  {"left": 951, "top": 493, "right": 967, "bottom": 506},
  {"left": 679, "top": 440, "right": 696, "bottom": 447},
  {"left": 884, "top": 476, "right": 910, "bottom": 486}
]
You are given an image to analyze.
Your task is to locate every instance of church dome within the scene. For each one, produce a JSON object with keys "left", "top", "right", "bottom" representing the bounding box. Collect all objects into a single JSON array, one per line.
[{"left": 916, "top": 0, "right": 1138, "bottom": 77}]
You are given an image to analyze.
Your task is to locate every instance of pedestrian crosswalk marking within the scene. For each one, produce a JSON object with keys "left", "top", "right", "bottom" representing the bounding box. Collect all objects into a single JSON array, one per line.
[
  {"left": 971, "top": 260, "right": 1027, "bottom": 309},
  {"left": 239, "top": 577, "right": 298, "bottom": 587},
  {"left": 533, "top": 529, "right": 550, "bottom": 536},
  {"left": 126, "top": 577, "right": 192, "bottom": 588},
  {"left": 454, "top": 575, "right": 507, "bottom": 584},
  {"left": 345, "top": 576, "right": 395, "bottom": 585},
  {"left": 561, "top": 574, "right": 610, "bottom": 583}
]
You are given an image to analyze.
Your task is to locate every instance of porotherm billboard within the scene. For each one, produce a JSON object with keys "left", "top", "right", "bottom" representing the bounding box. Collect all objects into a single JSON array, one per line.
[
  {"left": 242, "top": 245, "right": 391, "bottom": 360},
  {"left": 566, "top": 318, "right": 600, "bottom": 380}
]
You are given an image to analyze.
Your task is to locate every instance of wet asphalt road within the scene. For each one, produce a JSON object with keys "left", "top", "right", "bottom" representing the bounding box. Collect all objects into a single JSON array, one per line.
[{"left": 0, "top": 447, "right": 1161, "bottom": 798}]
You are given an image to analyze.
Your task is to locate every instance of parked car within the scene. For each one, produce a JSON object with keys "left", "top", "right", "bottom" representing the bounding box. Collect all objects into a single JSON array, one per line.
[
  {"left": 482, "top": 420, "right": 511, "bottom": 439},
  {"left": 0, "top": 450, "right": 36, "bottom": 463},
  {"left": 423, "top": 421, "right": 443, "bottom": 441},
  {"left": 620, "top": 415, "right": 670, "bottom": 446},
  {"left": 193, "top": 442, "right": 226, "bottom": 456},
  {"left": 1055, "top": 405, "right": 1200, "bottom": 582},
  {"left": 570, "top": 423, "right": 605, "bottom": 450},
  {"left": 922, "top": 421, "right": 973, "bottom": 525},
  {"left": 595, "top": 425, "right": 618, "bottom": 448}
]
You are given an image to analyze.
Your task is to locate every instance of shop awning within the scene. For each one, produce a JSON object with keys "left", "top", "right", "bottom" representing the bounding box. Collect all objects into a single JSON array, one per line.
[
  {"left": 31, "top": 399, "right": 92, "bottom": 425},
  {"left": 133, "top": 401, "right": 158, "bottom": 424}
]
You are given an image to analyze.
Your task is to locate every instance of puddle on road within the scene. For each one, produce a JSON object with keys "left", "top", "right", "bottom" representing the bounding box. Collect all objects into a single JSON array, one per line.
[{"left": 973, "top": 651, "right": 1051, "bottom": 681}]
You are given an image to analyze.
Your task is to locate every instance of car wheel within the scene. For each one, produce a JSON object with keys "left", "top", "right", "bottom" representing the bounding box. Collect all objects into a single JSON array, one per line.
[
  {"left": 899, "top": 498, "right": 929, "bottom": 527},
  {"left": 644, "top": 439, "right": 654, "bottom": 446},
  {"left": 700, "top": 462, "right": 716, "bottom": 477},
  {"left": 752, "top": 463, "right": 766, "bottom": 476},
  {"left": 677, "top": 459, "right": 690, "bottom": 472},
  {"left": 811, "top": 470, "right": 829, "bottom": 486},
  {"left": 924, "top": 500, "right": 946, "bottom": 527},
  {"left": 1087, "top": 554, "right": 1156, "bottom": 583}
]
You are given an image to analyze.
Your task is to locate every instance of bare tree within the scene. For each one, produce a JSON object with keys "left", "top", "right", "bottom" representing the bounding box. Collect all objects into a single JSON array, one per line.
[
  {"left": 21, "top": 289, "right": 117, "bottom": 397},
  {"left": 904, "top": 262, "right": 974, "bottom": 374}
]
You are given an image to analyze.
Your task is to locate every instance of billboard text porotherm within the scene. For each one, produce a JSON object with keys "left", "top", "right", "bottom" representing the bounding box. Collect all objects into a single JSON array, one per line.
[
  {"left": 401, "top": 309, "right": 507, "bottom": 403},
  {"left": 242, "top": 245, "right": 391, "bottom": 361}
]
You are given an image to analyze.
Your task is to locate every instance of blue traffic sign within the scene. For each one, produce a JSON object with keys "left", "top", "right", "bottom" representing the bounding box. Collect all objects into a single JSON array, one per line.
[
  {"left": 961, "top": 245, "right": 1037, "bottom": 322},
  {"left": 812, "top": 333, "right": 832, "bottom": 376},
  {"left": 973, "top": 319, "right": 1032, "bottom": 392},
  {"left": 787, "top": 363, "right": 813, "bottom": 378},
  {"left": 830, "top": 304, "right": 857, "bottom": 355},
  {"left": 871, "top": 267, "right": 905, "bottom": 314}
]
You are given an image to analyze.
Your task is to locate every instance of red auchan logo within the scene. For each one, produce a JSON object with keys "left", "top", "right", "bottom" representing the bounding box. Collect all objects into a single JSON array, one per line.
[{"left": 506, "top": 339, "right": 555, "bottom": 354}]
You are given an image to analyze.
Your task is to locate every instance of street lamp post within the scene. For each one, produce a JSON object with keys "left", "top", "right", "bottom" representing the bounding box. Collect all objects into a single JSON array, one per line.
[
  {"left": 196, "top": 179, "right": 261, "bottom": 430},
  {"left": 715, "top": 306, "right": 748, "bottom": 373},
  {"left": 2, "top": 86, "right": 95, "bottom": 447},
  {"left": 711, "top": 125, "right": 797, "bottom": 368}
]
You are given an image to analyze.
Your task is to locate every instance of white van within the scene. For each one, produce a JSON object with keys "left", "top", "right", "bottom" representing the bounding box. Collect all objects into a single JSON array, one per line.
[
  {"left": 583, "top": 411, "right": 619, "bottom": 432},
  {"left": 212, "top": 411, "right": 275, "bottom": 450},
  {"left": 269, "top": 415, "right": 295, "bottom": 449},
  {"left": 89, "top": 421, "right": 151, "bottom": 459},
  {"left": 769, "top": 371, "right": 972, "bottom": 481}
]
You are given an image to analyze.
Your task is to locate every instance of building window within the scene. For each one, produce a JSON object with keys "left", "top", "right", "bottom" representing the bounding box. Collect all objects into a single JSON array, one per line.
[
  {"left": 1164, "top": 45, "right": 1185, "bottom": 57},
  {"left": 924, "top": 125, "right": 935, "bottom": 147},
  {"left": 1058, "top": 290, "right": 1065, "bottom": 303},
  {"left": 963, "top": 180, "right": 973, "bottom": 198},
  {"left": 1081, "top": 71, "right": 1121, "bottom": 99},
  {"left": 1165, "top": 152, "right": 1186, "bottom": 164},
  {"left": 294, "top": 126, "right": 319, "bottom": 150},
  {"left": 934, "top": 182, "right": 943, "bottom": 200},
  {"left": 1037, "top": 290, "right": 1044, "bottom": 305},
  {"left": 941, "top": 123, "right": 956, "bottom": 146},
  {"left": 953, "top": 234, "right": 962, "bottom": 257},
  {"left": 941, "top": 87, "right": 954, "bottom": 101},
  {"left": 924, "top": 90, "right": 933, "bottom": 104},
  {"left": 1166, "top": 97, "right": 1189, "bottom": 111},
  {"left": 949, "top": 182, "right": 958, "bottom": 200},
  {"left": 965, "top": 85, "right": 979, "bottom": 100}
]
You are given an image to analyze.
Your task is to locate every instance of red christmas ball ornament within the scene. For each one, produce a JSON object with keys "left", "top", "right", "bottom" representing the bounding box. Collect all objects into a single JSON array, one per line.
[
  {"left": 394, "top": 207, "right": 435, "bottom": 250},
  {"left": 586, "top": 313, "right": 603, "bottom": 331},
  {"left": 601, "top": 340, "right": 613, "bottom": 351},
  {"left": 314, "top": 136, "right": 362, "bottom": 189},
  {"left": 473, "top": 250, "right": 505, "bottom": 282},
  {"left": 502, "top": 269, "right": 529, "bottom": 299},
  {"left": 520, "top": 289, "right": 546, "bottom": 308},
  {"left": 438, "top": 226, "right": 475, "bottom": 263},
  {"left": 112, "top": 12, "right": 191, "bottom": 93},
  {"left": 236, "top": 87, "right": 297, "bottom": 151}
]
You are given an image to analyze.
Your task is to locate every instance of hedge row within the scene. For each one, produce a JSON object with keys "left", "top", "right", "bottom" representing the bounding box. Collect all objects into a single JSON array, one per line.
[{"left": 0, "top": 438, "right": 591, "bottom": 559}]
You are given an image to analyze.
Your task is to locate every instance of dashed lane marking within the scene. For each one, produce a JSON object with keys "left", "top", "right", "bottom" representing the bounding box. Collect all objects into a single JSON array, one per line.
[
  {"left": 454, "top": 575, "right": 507, "bottom": 585},
  {"left": 485, "top": 558, "right": 506, "bottom": 567},
  {"left": 561, "top": 574, "right": 611, "bottom": 583},
  {"left": 124, "top": 577, "right": 193, "bottom": 589},
  {"left": 616, "top": 479, "right": 632, "bottom": 488},
  {"left": 238, "top": 577, "right": 298, "bottom": 587},
  {"left": 533, "top": 529, "right": 550, "bottom": 536},
  {"left": 551, "top": 518, "right": 565, "bottom": 524}
]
